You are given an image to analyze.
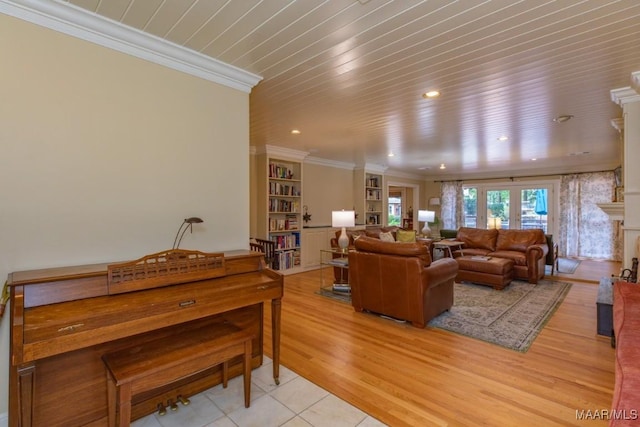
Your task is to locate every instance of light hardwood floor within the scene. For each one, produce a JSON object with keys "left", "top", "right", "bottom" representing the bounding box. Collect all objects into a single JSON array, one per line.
[{"left": 264, "top": 259, "right": 620, "bottom": 427}]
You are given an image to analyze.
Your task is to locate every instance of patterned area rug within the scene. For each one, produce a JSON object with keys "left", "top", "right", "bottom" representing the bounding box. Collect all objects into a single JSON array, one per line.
[{"left": 429, "top": 279, "right": 572, "bottom": 352}]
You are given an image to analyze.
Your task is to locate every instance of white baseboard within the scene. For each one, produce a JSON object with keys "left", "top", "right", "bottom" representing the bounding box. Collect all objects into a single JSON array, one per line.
[{"left": 0, "top": 412, "right": 7, "bottom": 427}]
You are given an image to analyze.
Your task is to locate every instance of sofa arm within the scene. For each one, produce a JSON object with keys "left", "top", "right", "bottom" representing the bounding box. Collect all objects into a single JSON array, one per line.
[
  {"left": 525, "top": 243, "right": 549, "bottom": 284},
  {"left": 424, "top": 258, "right": 458, "bottom": 285},
  {"left": 525, "top": 243, "right": 548, "bottom": 262}
]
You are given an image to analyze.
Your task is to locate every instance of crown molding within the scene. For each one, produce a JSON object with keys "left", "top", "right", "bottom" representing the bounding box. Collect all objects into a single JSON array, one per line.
[
  {"left": 611, "top": 87, "right": 640, "bottom": 106},
  {"left": 632, "top": 71, "right": 640, "bottom": 94},
  {"left": 0, "top": 0, "right": 262, "bottom": 93},
  {"left": 260, "top": 145, "right": 309, "bottom": 161},
  {"left": 304, "top": 156, "right": 355, "bottom": 170},
  {"left": 354, "top": 163, "right": 388, "bottom": 174}
]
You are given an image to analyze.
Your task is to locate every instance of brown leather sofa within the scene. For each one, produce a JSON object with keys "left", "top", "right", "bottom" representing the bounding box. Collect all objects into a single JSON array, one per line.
[
  {"left": 329, "top": 226, "right": 400, "bottom": 249},
  {"left": 452, "top": 227, "right": 548, "bottom": 284},
  {"left": 348, "top": 236, "right": 458, "bottom": 328}
]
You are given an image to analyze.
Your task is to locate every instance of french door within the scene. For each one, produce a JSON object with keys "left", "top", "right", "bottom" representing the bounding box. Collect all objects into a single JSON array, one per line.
[{"left": 463, "top": 182, "right": 557, "bottom": 234}]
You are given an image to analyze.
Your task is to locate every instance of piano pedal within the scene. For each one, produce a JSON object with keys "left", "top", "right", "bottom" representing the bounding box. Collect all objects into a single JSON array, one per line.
[
  {"left": 157, "top": 403, "right": 167, "bottom": 416},
  {"left": 168, "top": 399, "right": 179, "bottom": 412},
  {"left": 177, "top": 395, "right": 191, "bottom": 406}
]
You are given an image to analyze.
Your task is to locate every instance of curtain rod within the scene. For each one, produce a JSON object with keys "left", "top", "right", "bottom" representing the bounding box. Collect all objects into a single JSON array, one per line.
[{"left": 433, "top": 169, "right": 615, "bottom": 183}]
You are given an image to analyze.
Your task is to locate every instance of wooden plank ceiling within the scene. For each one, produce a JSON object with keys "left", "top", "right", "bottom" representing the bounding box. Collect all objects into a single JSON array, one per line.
[{"left": 62, "top": 0, "right": 640, "bottom": 179}]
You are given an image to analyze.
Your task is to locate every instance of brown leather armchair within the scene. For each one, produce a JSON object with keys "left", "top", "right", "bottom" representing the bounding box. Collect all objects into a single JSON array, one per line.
[{"left": 348, "top": 236, "right": 458, "bottom": 328}]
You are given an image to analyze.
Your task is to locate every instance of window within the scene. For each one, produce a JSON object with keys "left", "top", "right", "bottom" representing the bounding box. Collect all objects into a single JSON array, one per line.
[{"left": 462, "top": 181, "right": 558, "bottom": 236}]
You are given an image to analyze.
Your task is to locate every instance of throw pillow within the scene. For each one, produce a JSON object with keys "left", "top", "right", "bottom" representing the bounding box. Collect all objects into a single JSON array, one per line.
[
  {"left": 379, "top": 231, "right": 395, "bottom": 242},
  {"left": 396, "top": 229, "right": 416, "bottom": 243}
]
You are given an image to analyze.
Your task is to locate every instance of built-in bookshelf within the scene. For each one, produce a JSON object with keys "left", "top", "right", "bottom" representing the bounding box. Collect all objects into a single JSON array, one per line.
[
  {"left": 364, "top": 172, "right": 383, "bottom": 226},
  {"left": 267, "top": 158, "right": 302, "bottom": 272},
  {"left": 353, "top": 166, "right": 386, "bottom": 227}
]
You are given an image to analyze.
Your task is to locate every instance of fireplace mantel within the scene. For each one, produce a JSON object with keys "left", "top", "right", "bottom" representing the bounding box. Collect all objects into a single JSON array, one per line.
[{"left": 597, "top": 202, "right": 624, "bottom": 221}]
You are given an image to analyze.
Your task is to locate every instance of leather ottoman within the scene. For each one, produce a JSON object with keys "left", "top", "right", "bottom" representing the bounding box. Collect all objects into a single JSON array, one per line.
[{"left": 455, "top": 256, "right": 514, "bottom": 290}]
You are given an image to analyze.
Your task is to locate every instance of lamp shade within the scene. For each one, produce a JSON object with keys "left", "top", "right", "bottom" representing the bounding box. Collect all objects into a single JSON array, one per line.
[
  {"left": 418, "top": 210, "right": 435, "bottom": 223},
  {"left": 332, "top": 210, "right": 355, "bottom": 250},
  {"left": 488, "top": 217, "right": 502, "bottom": 229},
  {"left": 332, "top": 210, "right": 355, "bottom": 228},
  {"left": 418, "top": 210, "right": 435, "bottom": 237}
]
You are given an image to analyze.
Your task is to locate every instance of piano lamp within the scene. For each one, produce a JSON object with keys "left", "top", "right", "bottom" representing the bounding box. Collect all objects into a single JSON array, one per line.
[
  {"left": 172, "top": 217, "right": 204, "bottom": 249},
  {"left": 332, "top": 210, "right": 355, "bottom": 251},
  {"left": 418, "top": 210, "right": 435, "bottom": 237}
]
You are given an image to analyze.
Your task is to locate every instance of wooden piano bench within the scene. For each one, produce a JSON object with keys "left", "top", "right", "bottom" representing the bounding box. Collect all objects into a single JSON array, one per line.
[{"left": 102, "top": 322, "right": 254, "bottom": 427}]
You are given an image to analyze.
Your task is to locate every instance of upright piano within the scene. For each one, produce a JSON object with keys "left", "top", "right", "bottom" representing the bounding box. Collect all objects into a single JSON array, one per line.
[{"left": 7, "top": 249, "right": 283, "bottom": 426}]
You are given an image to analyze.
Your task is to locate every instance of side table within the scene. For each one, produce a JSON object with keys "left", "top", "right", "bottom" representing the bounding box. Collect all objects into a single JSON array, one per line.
[
  {"left": 597, "top": 277, "right": 614, "bottom": 341},
  {"left": 320, "top": 249, "right": 351, "bottom": 295},
  {"left": 433, "top": 240, "right": 465, "bottom": 258}
]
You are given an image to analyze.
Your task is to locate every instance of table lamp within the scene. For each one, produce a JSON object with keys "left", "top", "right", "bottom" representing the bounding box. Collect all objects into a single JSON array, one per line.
[
  {"left": 418, "top": 210, "right": 435, "bottom": 237},
  {"left": 332, "top": 210, "right": 355, "bottom": 250},
  {"left": 488, "top": 217, "right": 502, "bottom": 229}
]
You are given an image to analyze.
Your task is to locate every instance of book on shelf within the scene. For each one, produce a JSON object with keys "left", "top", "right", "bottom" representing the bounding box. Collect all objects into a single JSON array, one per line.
[
  {"left": 328, "top": 258, "right": 348, "bottom": 266},
  {"left": 271, "top": 233, "right": 300, "bottom": 250},
  {"left": 269, "top": 217, "right": 300, "bottom": 232},
  {"left": 269, "top": 163, "right": 295, "bottom": 180},
  {"left": 366, "top": 176, "right": 380, "bottom": 188},
  {"left": 269, "top": 181, "right": 300, "bottom": 196},
  {"left": 366, "top": 189, "right": 381, "bottom": 200},
  {"left": 274, "top": 248, "right": 301, "bottom": 270}
]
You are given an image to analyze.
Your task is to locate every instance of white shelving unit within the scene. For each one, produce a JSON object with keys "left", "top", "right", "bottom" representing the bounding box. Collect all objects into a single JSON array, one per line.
[
  {"left": 364, "top": 172, "right": 383, "bottom": 226},
  {"left": 353, "top": 166, "right": 386, "bottom": 227},
  {"left": 255, "top": 146, "right": 307, "bottom": 274},
  {"left": 268, "top": 158, "right": 302, "bottom": 272}
]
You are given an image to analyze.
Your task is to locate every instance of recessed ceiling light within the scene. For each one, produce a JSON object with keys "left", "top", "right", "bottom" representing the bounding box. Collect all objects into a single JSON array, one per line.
[
  {"left": 388, "top": 152, "right": 395, "bottom": 157},
  {"left": 291, "top": 129, "right": 301, "bottom": 135},
  {"left": 497, "top": 135, "right": 509, "bottom": 141},
  {"left": 531, "top": 158, "right": 537, "bottom": 161},
  {"left": 422, "top": 90, "right": 440, "bottom": 99},
  {"left": 439, "top": 163, "right": 446, "bottom": 169},
  {"left": 553, "top": 115, "right": 574, "bottom": 123}
]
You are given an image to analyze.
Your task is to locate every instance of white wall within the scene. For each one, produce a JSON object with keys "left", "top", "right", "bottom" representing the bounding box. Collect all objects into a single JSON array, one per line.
[
  {"left": 302, "top": 162, "right": 355, "bottom": 226},
  {"left": 623, "top": 100, "right": 640, "bottom": 268},
  {"left": 0, "top": 14, "right": 251, "bottom": 415}
]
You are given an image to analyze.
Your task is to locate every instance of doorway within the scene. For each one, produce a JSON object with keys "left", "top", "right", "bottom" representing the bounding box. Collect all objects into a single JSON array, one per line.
[{"left": 387, "top": 181, "right": 420, "bottom": 230}]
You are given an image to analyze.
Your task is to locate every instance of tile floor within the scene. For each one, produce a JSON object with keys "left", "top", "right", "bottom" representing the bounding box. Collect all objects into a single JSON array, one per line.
[{"left": 132, "top": 357, "right": 386, "bottom": 427}]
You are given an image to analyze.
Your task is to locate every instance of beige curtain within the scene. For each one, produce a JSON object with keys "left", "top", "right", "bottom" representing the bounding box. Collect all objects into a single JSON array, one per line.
[
  {"left": 559, "top": 171, "right": 618, "bottom": 260},
  {"left": 440, "top": 181, "right": 464, "bottom": 229}
]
